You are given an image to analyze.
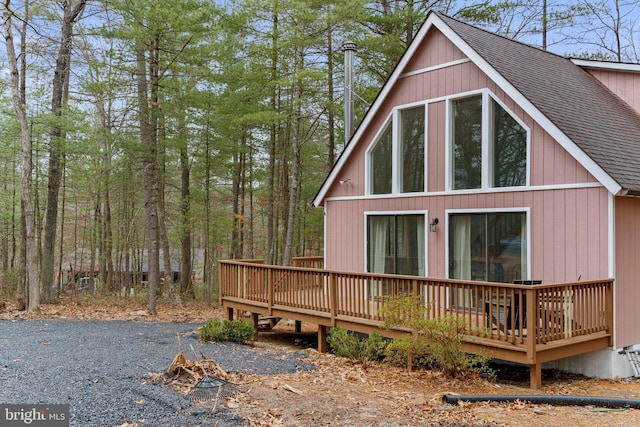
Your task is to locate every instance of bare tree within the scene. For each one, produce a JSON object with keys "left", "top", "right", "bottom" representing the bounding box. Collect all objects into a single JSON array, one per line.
[{"left": 570, "top": 0, "right": 638, "bottom": 61}]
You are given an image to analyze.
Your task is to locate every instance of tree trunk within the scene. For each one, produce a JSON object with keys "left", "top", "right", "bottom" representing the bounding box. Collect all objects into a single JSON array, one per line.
[
  {"left": 4, "top": 1, "right": 38, "bottom": 311},
  {"left": 326, "top": 28, "right": 335, "bottom": 171},
  {"left": 135, "top": 40, "right": 160, "bottom": 315},
  {"left": 157, "top": 112, "right": 182, "bottom": 308},
  {"left": 41, "top": 0, "right": 86, "bottom": 303},
  {"left": 265, "top": 7, "right": 278, "bottom": 265},
  {"left": 283, "top": 44, "right": 304, "bottom": 266},
  {"left": 179, "top": 119, "right": 191, "bottom": 303}
]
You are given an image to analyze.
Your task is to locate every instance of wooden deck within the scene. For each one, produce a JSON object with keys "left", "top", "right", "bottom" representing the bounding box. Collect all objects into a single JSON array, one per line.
[{"left": 219, "top": 258, "right": 613, "bottom": 388}]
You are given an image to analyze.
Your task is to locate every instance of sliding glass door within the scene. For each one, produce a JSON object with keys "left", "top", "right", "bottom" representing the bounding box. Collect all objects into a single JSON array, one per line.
[
  {"left": 367, "top": 214, "right": 425, "bottom": 276},
  {"left": 449, "top": 212, "right": 526, "bottom": 283}
]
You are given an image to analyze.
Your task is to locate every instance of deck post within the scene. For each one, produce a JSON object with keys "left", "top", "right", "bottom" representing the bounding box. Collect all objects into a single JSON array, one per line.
[
  {"left": 605, "top": 280, "right": 614, "bottom": 346},
  {"left": 252, "top": 312, "right": 259, "bottom": 331},
  {"left": 318, "top": 325, "right": 327, "bottom": 353},
  {"left": 268, "top": 268, "right": 274, "bottom": 316},
  {"left": 530, "top": 363, "right": 542, "bottom": 389},
  {"left": 329, "top": 272, "right": 337, "bottom": 326},
  {"left": 227, "top": 306, "right": 234, "bottom": 320},
  {"left": 295, "top": 320, "right": 302, "bottom": 333}
]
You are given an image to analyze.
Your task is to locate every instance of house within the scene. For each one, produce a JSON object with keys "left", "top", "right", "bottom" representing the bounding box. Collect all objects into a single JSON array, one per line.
[{"left": 312, "top": 11, "right": 640, "bottom": 379}]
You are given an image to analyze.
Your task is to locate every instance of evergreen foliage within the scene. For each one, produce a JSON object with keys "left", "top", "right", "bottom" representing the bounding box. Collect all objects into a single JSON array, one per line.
[{"left": 199, "top": 318, "right": 257, "bottom": 343}]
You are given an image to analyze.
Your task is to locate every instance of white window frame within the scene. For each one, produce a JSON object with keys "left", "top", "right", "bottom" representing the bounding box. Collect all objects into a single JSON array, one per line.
[
  {"left": 445, "top": 207, "right": 532, "bottom": 283},
  {"left": 446, "top": 89, "right": 530, "bottom": 192},
  {"left": 365, "top": 102, "right": 428, "bottom": 196},
  {"left": 363, "top": 210, "right": 429, "bottom": 277}
]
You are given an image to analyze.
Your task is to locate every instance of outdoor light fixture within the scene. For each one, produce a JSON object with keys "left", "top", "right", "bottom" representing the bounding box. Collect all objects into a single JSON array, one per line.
[
  {"left": 339, "top": 178, "right": 352, "bottom": 185},
  {"left": 429, "top": 217, "right": 439, "bottom": 232}
]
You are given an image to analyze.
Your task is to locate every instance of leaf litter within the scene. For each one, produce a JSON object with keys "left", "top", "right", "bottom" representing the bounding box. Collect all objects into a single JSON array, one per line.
[{"left": 3, "top": 297, "right": 640, "bottom": 426}]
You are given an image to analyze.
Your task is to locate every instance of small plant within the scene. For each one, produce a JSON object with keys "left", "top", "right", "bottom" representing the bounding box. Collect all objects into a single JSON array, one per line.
[
  {"left": 199, "top": 318, "right": 227, "bottom": 342},
  {"left": 223, "top": 319, "right": 257, "bottom": 343},
  {"left": 380, "top": 295, "right": 492, "bottom": 380},
  {"left": 327, "top": 327, "right": 387, "bottom": 363},
  {"left": 199, "top": 318, "right": 256, "bottom": 344}
]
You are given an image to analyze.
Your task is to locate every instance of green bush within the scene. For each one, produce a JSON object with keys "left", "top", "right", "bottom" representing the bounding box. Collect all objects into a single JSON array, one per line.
[
  {"left": 380, "top": 295, "right": 492, "bottom": 380},
  {"left": 199, "top": 318, "right": 256, "bottom": 343},
  {"left": 199, "top": 318, "right": 227, "bottom": 342},
  {"left": 327, "top": 328, "right": 387, "bottom": 363},
  {"left": 223, "top": 319, "right": 256, "bottom": 343}
]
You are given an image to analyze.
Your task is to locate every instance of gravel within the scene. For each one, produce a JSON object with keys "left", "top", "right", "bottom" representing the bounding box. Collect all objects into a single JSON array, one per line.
[{"left": 0, "top": 319, "right": 315, "bottom": 426}]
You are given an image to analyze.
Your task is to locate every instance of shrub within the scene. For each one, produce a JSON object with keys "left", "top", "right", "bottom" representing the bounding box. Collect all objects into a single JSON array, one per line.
[
  {"left": 223, "top": 319, "right": 256, "bottom": 343},
  {"left": 199, "top": 318, "right": 256, "bottom": 343},
  {"left": 379, "top": 295, "right": 492, "bottom": 380},
  {"left": 199, "top": 318, "right": 227, "bottom": 342},
  {"left": 327, "top": 328, "right": 387, "bottom": 363}
]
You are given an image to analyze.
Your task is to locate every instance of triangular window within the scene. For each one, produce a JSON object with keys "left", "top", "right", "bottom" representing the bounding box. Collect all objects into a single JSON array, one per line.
[{"left": 368, "top": 105, "right": 425, "bottom": 195}]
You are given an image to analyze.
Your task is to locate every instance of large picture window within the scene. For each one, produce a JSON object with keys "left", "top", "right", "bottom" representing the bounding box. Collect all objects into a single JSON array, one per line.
[
  {"left": 450, "top": 93, "right": 527, "bottom": 190},
  {"left": 367, "top": 214, "right": 425, "bottom": 276},
  {"left": 368, "top": 105, "right": 425, "bottom": 195},
  {"left": 449, "top": 212, "right": 526, "bottom": 283}
]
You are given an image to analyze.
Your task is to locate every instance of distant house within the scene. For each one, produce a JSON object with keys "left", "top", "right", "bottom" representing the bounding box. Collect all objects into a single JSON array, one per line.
[{"left": 313, "top": 11, "right": 640, "bottom": 378}]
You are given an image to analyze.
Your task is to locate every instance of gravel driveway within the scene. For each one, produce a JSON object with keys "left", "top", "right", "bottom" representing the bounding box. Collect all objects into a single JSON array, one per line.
[{"left": 0, "top": 319, "right": 315, "bottom": 426}]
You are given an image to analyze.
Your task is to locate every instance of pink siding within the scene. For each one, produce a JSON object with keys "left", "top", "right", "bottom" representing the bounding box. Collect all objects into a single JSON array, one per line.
[
  {"left": 404, "top": 29, "right": 466, "bottom": 73},
  {"left": 331, "top": 29, "right": 597, "bottom": 197},
  {"left": 587, "top": 69, "right": 640, "bottom": 113},
  {"left": 325, "top": 187, "right": 609, "bottom": 282},
  {"left": 615, "top": 197, "right": 640, "bottom": 348},
  {"left": 323, "top": 27, "right": 612, "bottom": 336}
]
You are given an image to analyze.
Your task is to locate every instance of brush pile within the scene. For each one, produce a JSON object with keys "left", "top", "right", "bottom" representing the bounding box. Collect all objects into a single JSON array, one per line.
[{"left": 151, "top": 350, "right": 230, "bottom": 394}]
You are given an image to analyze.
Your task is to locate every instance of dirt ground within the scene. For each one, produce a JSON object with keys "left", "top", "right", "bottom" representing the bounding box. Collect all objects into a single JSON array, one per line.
[{"left": 3, "top": 296, "right": 640, "bottom": 426}]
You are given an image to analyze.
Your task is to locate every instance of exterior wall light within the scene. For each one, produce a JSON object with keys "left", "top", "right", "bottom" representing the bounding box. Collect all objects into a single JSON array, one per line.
[
  {"left": 429, "top": 217, "right": 439, "bottom": 232},
  {"left": 339, "top": 178, "right": 352, "bottom": 185}
]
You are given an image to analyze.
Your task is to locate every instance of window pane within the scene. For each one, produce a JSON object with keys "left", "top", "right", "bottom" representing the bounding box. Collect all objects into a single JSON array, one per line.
[
  {"left": 396, "top": 215, "right": 425, "bottom": 276},
  {"left": 371, "top": 124, "right": 393, "bottom": 194},
  {"left": 492, "top": 100, "right": 527, "bottom": 187},
  {"left": 452, "top": 96, "right": 482, "bottom": 190},
  {"left": 449, "top": 212, "right": 526, "bottom": 283},
  {"left": 368, "top": 215, "right": 424, "bottom": 276},
  {"left": 400, "top": 106, "right": 425, "bottom": 193},
  {"left": 368, "top": 215, "right": 394, "bottom": 274},
  {"left": 487, "top": 213, "right": 525, "bottom": 283}
]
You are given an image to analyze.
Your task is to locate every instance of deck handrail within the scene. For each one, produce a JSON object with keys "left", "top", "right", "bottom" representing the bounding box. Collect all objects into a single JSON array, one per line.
[{"left": 219, "top": 259, "right": 613, "bottom": 347}]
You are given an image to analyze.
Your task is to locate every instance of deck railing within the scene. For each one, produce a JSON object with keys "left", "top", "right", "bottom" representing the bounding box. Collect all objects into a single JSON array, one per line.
[{"left": 219, "top": 259, "right": 613, "bottom": 347}]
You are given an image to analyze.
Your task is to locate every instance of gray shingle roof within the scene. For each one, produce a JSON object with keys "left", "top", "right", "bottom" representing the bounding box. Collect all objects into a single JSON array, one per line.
[{"left": 437, "top": 12, "right": 640, "bottom": 194}]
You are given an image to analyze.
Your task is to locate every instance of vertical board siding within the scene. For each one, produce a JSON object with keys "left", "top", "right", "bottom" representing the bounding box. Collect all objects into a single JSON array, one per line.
[
  {"left": 404, "top": 28, "right": 466, "bottom": 74},
  {"left": 587, "top": 69, "right": 640, "bottom": 113},
  {"left": 614, "top": 197, "right": 640, "bottom": 348},
  {"left": 322, "top": 28, "right": 612, "bottom": 340},
  {"left": 333, "top": 28, "right": 597, "bottom": 203},
  {"left": 325, "top": 187, "right": 610, "bottom": 285},
  {"left": 428, "top": 102, "right": 445, "bottom": 192}
]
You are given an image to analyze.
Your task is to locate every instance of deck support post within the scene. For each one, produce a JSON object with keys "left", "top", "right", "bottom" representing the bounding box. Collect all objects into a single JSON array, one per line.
[
  {"left": 530, "top": 363, "right": 542, "bottom": 389},
  {"left": 318, "top": 325, "right": 327, "bottom": 353},
  {"left": 227, "top": 307, "right": 234, "bottom": 320},
  {"left": 252, "top": 312, "right": 259, "bottom": 332},
  {"left": 295, "top": 320, "right": 302, "bottom": 333}
]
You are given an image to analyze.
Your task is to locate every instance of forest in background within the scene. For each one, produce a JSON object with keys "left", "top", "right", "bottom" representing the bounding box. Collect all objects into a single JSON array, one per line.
[{"left": 0, "top": 0, "right": 637, "bottom": 313}]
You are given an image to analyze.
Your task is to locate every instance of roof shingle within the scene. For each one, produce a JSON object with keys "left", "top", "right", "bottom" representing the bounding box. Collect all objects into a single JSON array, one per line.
[{"left": 437, "top": 12, "right": 640, "bottom": 194}]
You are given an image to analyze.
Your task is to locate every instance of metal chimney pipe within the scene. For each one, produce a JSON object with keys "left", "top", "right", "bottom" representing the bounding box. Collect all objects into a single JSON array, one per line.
[{"left": 342, "top": 41, "right": 356, "bottom": 144}]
